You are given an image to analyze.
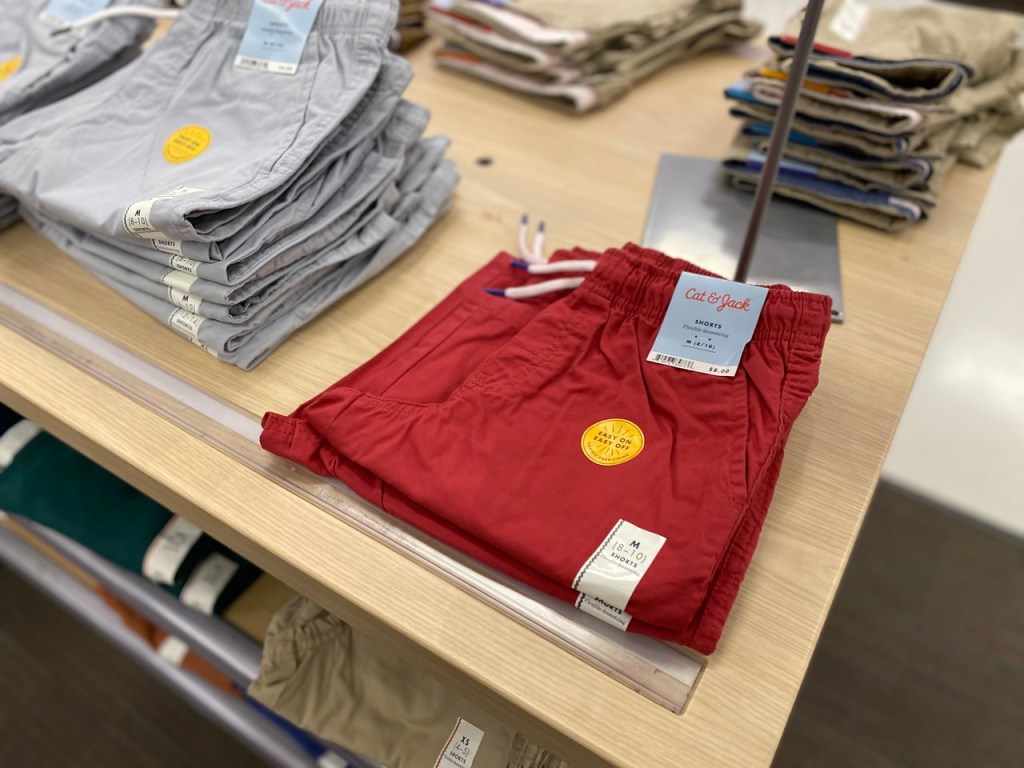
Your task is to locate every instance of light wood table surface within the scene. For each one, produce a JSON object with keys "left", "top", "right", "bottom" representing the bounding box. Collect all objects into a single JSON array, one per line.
[{"left": 0, "top": 38, "right": 996, "bottom": 768}]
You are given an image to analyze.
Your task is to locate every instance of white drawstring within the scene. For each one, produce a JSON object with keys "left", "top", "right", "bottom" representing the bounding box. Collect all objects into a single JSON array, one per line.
[
  {"left": 510, "top": 258, "right": 596, "bottom": 275},
  {"left": 50, "top": 6, "right": 182, "bottom": 35},
  {"left": 517, "top": 213, "right": 546, "bottom": 263},
  {"left": 488, "top": 214, "right": 592, "bottom": 298},
  {"left": 485, "top": 277, "right": 585, "bottom": 300}
]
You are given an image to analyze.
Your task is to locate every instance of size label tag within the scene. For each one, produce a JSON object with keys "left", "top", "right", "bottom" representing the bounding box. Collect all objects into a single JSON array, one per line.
[
  {"left": 180, "top": 553, "right": 239, "bottom": 614},
  {"left": 39, "top": 0, "right": 108, "bottom": 26},
  {"left": 169, "top": 309, "right": 204, "bottom": 340},
  {"left": 235, "top": 0, "right": 326, "bottom": 75},
  {"left": 167, "top": 288, "right": 203, "bottom": 315},
  {"left": 434, "top": 718, "right": 484, "bottom": 768},
  {"left": 153, "top": 238, "right": 183, "bottom": 257},
  {"left": 142, "top": 515, "right": 204, "bottom": 585},
  {"left": 168, "top": 254, "right": 201, "bottom": 276},
  {"left": 161, "top": 269, "right": 198, "bottom": 293},
  {"left": 156, "top": 636, "right": 190, "bottom": 666},
  {"left": 829, "top": 0, "right": 870, "bottom": 43},
  {"left": 575, "top": 594, "right": 632, "bottom": 631},
  {"left": 647, "top": 272, "right": 767, "bottom": 377},
  {"left": 572, "top": 520, "right": 666, "bottom": 610},
  {"left": 123, "top": 198, "right": 162, "bottom": 238},
  {"left": 123, "top": 186, "right": 202, "bottom": 239},
  {"left": 0, "top": 420, "right": 41, "bottom": 470}
]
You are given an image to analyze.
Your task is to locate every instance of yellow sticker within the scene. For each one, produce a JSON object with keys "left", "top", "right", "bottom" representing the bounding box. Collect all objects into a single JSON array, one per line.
[
  {"left": 581, "top": 419, "right": 644, "bottom": 467},
  {"left": 162, "top": 125, "right": 211, "bottom": 163},
  {"left": 0, "top": 56, "right": 21, "bottom": 82}
]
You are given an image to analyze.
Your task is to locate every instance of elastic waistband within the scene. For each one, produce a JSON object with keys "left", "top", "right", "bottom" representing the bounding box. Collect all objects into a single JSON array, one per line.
[
  {"left": 577, "top": 243, "right": 833, "bottom": 345},
  {"left": 183, "top": 0, "right": 397, "bottom": 40}
]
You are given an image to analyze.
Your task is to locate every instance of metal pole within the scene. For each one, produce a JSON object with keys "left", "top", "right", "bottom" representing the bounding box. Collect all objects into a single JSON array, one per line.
[{"left": 735, "top": 0, "right": 827, "bottom": 283}]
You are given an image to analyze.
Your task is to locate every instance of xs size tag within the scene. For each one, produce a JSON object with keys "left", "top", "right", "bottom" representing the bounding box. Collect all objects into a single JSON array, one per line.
[
  {"left": 39, "top": 0, "right": 108, "bottom": 27},
  {"left": 648, "top": 272, "right": 767, "bottom": 377},
  {"left": 573, "top": 520, "right": 666, "bottom": 611},
  {"left": 235, "top": 0, "right": 326, "bottom": 75},
  {"left": 434, "top": 718, "right": 484, "bottom": 768}
]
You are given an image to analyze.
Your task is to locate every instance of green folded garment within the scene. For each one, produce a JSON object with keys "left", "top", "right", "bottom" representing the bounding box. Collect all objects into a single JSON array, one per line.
[{"left": 0, "top": 407, "right": 259, "bottom": 612}]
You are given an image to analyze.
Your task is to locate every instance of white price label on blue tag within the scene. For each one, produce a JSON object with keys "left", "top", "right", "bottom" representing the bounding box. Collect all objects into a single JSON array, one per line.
[
  {"left": 648, "top": 272, "right": 767, "bottom": 377},
  {"left": 235, "top": 0, "right": 326, "bottom": 75}
]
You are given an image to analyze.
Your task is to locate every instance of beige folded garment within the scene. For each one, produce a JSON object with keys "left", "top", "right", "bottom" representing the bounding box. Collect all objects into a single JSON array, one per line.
[
  {"left": 764, "top": 50, "right": 1024, "bottom": 136},
  {"left": 249, "top": 597, "right": 570, "bottom": 768},
  {"left": 773, "top": 0, "right": 1024, "bottom": 90},
  {"left": 444, "top": 0, "right": 743, "bottom": 59},
  {"left": 435, "top": 15, "right": 759, "bottom": 112}
]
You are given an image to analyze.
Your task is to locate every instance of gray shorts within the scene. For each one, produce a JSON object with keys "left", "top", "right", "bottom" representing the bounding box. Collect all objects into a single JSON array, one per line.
[
  {"left": 0, "top": 0, "right": 398, "bottom": 248},
  {"left": 23, "top": 132, "right": 451, "bottom": 324},
  {"left": 62, "top": 101, "right": 436, "bottom": 293},
  {"left": 41, "top": 159, "right": 459, "bottom": 370}
]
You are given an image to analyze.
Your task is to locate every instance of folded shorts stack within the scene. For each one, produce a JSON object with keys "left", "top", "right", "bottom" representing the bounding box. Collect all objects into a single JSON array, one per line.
[
  {"left": 0, "top": 0, "right": 459, "bottom": 369},
  {"left": 426, "top": 0, "right": 762, "bottom": 113},
  {"left": 0, "top": 0, "right": 161, "bottom": 228},
  {"left": 721, "top": 0, "right": 1024, "bottom": 231},
  {"left": 261, "top": 244, "right": 833, "bottom": 654}
]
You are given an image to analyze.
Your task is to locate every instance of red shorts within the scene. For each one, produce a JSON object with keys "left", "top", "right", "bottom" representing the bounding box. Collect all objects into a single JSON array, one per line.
[{"left": 262, "top": 244, "right": 832, "bottom": 653}]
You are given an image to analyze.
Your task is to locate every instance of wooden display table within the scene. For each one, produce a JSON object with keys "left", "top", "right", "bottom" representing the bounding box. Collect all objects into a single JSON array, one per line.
[{"left": 0, "top": 40, "right": 996, "bottom": 768}]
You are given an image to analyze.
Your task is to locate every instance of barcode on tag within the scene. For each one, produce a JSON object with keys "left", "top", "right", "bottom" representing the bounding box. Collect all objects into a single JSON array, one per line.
[
  {"left": 647, "top": 351, "right": 736, "bottom": 377},
  {"left": 233, "top": 56, "right": 299, "bottom": 74},
  {"left": 649, "top": 353, "right": 696, "bottom": 370}
]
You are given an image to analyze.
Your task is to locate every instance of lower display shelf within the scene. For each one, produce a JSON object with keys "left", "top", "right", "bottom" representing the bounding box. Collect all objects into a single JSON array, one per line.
[{"left": 0, "top": 513, "right": 379, "bottom": 768}]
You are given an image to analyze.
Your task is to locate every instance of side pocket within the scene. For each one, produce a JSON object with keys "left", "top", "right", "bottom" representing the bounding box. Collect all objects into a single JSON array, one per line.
[
  {"left": 729, "top": 366, "right": 753, "bottom": 507},
  {"left": 736, "top": 336, "right": 791, "bottom": 503}
]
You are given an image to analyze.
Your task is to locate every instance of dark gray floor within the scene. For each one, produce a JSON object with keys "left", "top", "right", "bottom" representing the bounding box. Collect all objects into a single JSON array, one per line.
[
  {"left": 0, "top": 565, "right": 269, "bottom": 768},
  {"left": 772, "top": 481, "right": 1024, "bottom": 768}
]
